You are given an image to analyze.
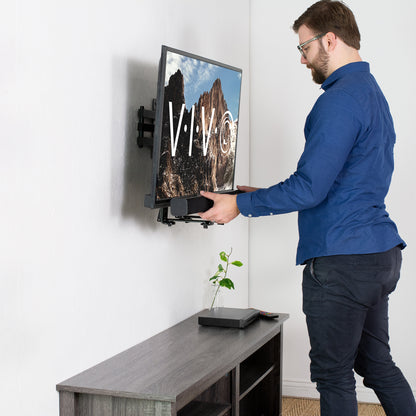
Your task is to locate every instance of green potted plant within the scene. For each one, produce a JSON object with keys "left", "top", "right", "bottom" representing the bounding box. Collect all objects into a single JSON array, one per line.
[{"left": 209, "top": 248, "right": 243, "bottom": 310}]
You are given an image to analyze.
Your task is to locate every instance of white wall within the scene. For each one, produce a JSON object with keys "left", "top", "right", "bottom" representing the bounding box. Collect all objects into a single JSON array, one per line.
[
  {"left": 249, "top": 0, "right": 416, "bottom": 403},
  {"left": 0, "top": 1, "right": 250, "bottom": 415}
]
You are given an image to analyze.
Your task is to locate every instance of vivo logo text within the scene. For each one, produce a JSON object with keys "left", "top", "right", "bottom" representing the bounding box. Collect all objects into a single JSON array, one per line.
[{"left": 168, "top": 101, "right": 234, "bottom": 157}]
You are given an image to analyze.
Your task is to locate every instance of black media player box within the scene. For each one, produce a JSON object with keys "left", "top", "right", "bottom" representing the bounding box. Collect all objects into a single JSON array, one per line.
[{"left": 198, "top": 307, "right": 260, "bottom": 329}]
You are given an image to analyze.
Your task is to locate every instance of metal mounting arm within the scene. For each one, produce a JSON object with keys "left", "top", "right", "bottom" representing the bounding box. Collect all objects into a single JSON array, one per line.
[
  {"left": 157, "top": 207, "right": 217, "bottom": 229},
  {"left": 137, "top": 99, "right": 156, "bottom": 150}
]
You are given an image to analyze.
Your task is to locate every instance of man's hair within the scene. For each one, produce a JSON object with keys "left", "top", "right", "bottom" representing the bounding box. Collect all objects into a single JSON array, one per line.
[{"left": 293, "top": 0, "right": 361, "bottom": 50}]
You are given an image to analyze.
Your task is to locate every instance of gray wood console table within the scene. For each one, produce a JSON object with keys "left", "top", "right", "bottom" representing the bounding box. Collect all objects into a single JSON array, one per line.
[{"left": 57, "top": 310, "right": 289, "bottom": 416}]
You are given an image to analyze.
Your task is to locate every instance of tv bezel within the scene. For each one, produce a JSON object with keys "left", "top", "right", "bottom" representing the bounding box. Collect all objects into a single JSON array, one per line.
[{"left": 145, "top": 45, "right": 243, "bottom": 209}]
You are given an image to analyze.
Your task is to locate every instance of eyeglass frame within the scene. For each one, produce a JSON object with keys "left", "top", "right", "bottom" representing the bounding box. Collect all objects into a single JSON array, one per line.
[{"left": 297, "top": 33, "right": 327, "bottom": 58}]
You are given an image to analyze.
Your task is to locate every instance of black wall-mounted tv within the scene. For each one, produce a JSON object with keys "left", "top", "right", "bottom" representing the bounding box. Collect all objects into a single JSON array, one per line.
[{"left": 144, "top": 45, "right": 242, "bottom": 210}]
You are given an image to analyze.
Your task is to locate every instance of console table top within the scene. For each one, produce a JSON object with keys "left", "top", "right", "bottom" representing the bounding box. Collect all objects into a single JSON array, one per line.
[{"left": 57, "top": 310, "right": 289, "bottom": 409}]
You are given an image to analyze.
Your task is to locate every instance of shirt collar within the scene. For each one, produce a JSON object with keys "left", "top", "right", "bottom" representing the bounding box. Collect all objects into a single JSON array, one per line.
[{"left": 321, "top": 61, "right": 370, "bottom": 91}]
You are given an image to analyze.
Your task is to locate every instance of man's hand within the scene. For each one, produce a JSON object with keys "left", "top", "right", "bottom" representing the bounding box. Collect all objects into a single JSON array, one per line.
[
  {"left": 198, "top": 191, "right": 240, "bottom": 224},
  {"left": 237, "top": 185, "right": 260, "bottom": 193}
]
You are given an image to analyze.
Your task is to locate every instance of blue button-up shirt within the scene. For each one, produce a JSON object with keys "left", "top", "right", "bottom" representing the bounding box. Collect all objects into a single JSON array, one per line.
[{"left": 237, "top": 62, "right": 405, "bottom": 265}]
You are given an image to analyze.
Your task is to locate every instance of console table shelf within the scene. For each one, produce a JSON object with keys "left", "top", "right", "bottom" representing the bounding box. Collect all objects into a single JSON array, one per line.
[
  {"left": 177, "top": 401, "right": 231, "bottom": 416},
  {"left": 240, "top": 362, "right": 275, "bottom": 399},
  {"left": 57, "top": 310, "right": 288, "bottom": 416}
]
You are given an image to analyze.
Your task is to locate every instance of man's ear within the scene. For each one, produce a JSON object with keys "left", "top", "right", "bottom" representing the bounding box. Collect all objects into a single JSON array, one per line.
[{"left": 325, "top": 32, "right": 338, "bottom": 52}]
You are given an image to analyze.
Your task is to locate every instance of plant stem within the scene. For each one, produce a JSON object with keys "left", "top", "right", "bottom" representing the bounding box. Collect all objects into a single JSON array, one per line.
[
  {"left": 210, "top": 284, "right": 221, "bottom": 310},
  {"left": 224, "top": 250, "right": 231, "bottom": 278}
]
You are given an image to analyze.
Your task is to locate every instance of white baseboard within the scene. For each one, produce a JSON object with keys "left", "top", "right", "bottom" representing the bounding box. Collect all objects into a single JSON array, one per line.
[
  {"left": 282, "top": 379, "right": 380, "bottom": 404},
  {"left": 283, "top": 379, "right": 319, "bottom": 400}
]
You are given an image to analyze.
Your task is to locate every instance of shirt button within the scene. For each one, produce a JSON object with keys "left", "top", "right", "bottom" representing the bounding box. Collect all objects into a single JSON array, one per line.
[
  {"left": 248, "top": 214, "right": 252, "bottom": 217},
  {"left": 269, "top": 213, "right": 274, "bottom": 216}
]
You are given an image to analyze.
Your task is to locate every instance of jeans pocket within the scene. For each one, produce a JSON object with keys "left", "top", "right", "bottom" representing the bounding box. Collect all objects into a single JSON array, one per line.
[{"left": 309, "top": 258, "right": 325, "bottom": 287}]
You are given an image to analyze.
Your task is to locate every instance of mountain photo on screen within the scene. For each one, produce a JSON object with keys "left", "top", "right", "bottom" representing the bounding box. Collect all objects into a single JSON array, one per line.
[{"left": 156, "top": 50, "right": 242, "bottom": 201}]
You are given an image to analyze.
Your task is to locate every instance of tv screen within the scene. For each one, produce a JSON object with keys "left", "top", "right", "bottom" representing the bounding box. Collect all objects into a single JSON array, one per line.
[{"left": 145, "top": 45, "right": 242, "bottom": 209}]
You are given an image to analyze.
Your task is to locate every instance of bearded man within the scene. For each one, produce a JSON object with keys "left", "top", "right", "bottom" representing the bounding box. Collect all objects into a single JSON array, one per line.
[{"left": 199, "top": 1, "right": 416, "bottom": 415}]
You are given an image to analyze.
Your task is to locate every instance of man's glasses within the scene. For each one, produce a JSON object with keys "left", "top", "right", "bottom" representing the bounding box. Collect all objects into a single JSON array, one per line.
[{"left": 297, "top": 33, "right": 327, "bottom": 58}]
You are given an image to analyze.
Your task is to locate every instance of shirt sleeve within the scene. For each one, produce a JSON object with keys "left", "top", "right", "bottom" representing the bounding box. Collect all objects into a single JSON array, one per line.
[{"left": 237, "top": 90, "right": 362, "bottom": 217}]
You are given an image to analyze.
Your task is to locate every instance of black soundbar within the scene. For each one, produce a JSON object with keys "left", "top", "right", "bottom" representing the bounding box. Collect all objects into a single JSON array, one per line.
[
  {"left": 170, "top": 190, "right": 243, "bottom": 217},
  {"left": 170, "top": 196, "right": 213, "bottom": 216}
]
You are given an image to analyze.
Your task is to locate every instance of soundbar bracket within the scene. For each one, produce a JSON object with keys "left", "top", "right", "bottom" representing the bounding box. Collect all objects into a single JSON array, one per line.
[{"left": 157, "top": 207, "right": 217, "bottom": 229}]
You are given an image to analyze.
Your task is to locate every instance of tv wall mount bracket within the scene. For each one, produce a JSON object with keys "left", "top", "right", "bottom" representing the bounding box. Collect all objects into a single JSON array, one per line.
[
  {"left": 137, "top": 99, "right": 157, "bottom": 151},
  {"left": 137, "top": 101, "right": 216, "bottom": 228}
]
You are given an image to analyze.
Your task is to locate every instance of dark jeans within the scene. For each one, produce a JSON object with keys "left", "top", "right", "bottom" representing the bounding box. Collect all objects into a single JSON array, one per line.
[{"left": 302, "top": 246, "right": 416, "bottom": 416}]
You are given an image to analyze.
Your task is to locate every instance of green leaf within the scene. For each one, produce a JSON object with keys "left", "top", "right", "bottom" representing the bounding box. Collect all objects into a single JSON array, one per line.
[
  {"left": 209, "top": 276, "right": 218, "bottom": 281},
  {"left": 219, "top": 251, "right": 228, "bottom": 262},
  {"left": 231, "top": 260, "right": 243, "bottom": 267},
  {"left": 218, "top": 264, "right": 224, "bottom": 272},
  {"left": 220, "top": 278, "right": 235, "bottom": 290}
]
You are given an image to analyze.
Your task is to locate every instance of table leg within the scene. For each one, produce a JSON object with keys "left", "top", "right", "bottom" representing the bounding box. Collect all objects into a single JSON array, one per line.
[{"left": 59, "top": 391, "right": 76, "bottom": 416}]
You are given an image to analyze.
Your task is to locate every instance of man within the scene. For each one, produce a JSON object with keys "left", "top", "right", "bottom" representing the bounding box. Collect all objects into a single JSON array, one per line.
[{"left": 199, "top": 1, "right": 416, "bottom": 415}]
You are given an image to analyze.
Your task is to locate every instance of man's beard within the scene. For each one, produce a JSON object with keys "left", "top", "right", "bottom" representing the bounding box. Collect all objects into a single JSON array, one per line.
[{"left": 308, "top": 43, "right": 329, "bottom": 84}]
